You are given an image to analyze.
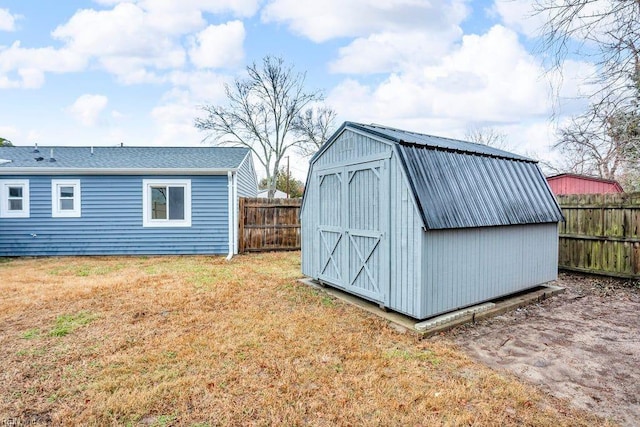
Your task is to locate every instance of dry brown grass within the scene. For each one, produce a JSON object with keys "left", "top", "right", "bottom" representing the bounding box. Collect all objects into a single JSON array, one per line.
[{"left": 0, "top": 253, "right": 608, "bottom": 426}]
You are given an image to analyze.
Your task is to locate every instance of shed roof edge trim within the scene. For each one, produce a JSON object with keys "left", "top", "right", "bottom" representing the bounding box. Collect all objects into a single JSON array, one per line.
[{"left": 396, "top": 140, "right": 537, "bottom": 163}]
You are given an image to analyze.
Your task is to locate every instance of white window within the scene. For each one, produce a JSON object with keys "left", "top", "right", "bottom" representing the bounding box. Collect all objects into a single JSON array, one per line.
[
  {"left": 0, "top": 180, "right": 30, "bottom": 218},
  {"left": 142, "top": 179, "right": 192, "bottom": 227},
  {"left": 52, "top": 180, "right": 81, "bottom": 217}
]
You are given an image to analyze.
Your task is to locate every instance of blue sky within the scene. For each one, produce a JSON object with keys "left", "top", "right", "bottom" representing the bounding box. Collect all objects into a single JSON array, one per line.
[{"left": 0, "top": 0, "right": 593, "bottom": 179}]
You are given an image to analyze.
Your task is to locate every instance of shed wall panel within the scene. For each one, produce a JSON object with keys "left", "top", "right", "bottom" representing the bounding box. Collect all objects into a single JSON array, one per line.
[
  {"left": 314, "top": 130, "right": 389, "bottom": 168},
  {"left": 388, "top": 153, "right": 423, "bottom": 317},
  {"left": 300, "top": 175, "right": 315, "bottom": 276},
  {"left": 0, "top": 175, "right": 229, "bottom": 256},
  {"left": 420, "top": 222, "right": 558, "bottom": 318}
]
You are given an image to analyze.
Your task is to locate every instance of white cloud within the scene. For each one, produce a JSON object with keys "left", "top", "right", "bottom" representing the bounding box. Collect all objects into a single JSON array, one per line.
[
  {"left": 67, "top": 94, "right": 109, "bottom": 126},
  {"left": 0, "top": 1, "right": 256, "bottom": 87},
  {"left": 0, "top": 42, "right": 86, "bottom": 88},
  {"left": 326, "top": 24, "right": 597, "bottom": 163},
  {"left": 262, "top": 0, "right": 469, "bottom": 43},
  {"left": 16, "top": 68, "right": 45, "bottom": 89},
  {"left": 150, "top": 90, "right": 203, "bottom": 146},
  {"left": 111, "top": 110, "right": 125, "bottom": 120},
  {"left": 189, "top": 21, "right": 245, "bottom": 69},
  {"left": 95, "top": 0, "right": 260, "bottom": 21},
  {"left": 491, "top": 0, "right": 543, "bottom": 38},
  {"left": 167, "top": 70, "right": 229, "bottom": 103},
  {"left": 493, "top": 0, "right": 616, "bottom": 42},
  {"left": 46, "top": 2, "right": 255, "bottom": 84},
  {"left": 0, "top": 42, "right": 86, "bottom": 72},
  {"left": 329, "top": 25, "right": 550, "bottom": 128},
  {"left": 330, "top": 29, "right": 461, "bottom": 74},
  {"left": 0, "top": 125, "right": 20, "bottom": 142},
  {"left": 0, "top": 8, "right": 20, "bottom": 32},
  {"left": 52, "top": 3, "right": 185, "bottom": 57},
  {"left": 52, "top": 3, "right": 187, "bottom": 83}
]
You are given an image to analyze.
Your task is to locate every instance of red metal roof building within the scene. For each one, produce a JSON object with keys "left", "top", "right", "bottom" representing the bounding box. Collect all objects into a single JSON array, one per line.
[{"left": 546, "top": 173, "right": 623, "bottom": 195}]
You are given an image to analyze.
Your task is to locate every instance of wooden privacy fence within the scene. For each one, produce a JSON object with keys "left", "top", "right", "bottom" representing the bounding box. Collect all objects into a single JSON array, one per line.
[
  {"left": 557, "top": 193, "right": 640, "bottom": 278},
  {"left": 238, "top": 197, "right": 301, "bottom": 253}
]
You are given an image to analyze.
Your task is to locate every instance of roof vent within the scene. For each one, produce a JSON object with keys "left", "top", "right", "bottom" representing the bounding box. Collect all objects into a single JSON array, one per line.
[
  {"left": 49, "top": 148, "right": 56, "bottom": 162},
  {"left": 91, "top": 146, "right": 94, "bottom": 155},
  {"left": 35, "top": 156, "right": 44, "bottom": 162},
  {"left": 33, "top": 143, "right": 39, "bottom": 153},
  {"left": 120, "top": 142, "right": 124, "bottom": 147}
]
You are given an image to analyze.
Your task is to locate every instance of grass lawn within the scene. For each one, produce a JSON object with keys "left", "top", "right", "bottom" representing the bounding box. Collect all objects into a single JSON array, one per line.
[{"left": 0, "top": 252, "right": 606, "bottom": 426}]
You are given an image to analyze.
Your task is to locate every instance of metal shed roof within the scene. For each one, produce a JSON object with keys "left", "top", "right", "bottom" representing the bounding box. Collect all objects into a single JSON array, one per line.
[
  {"left": 348, "top": 122, "right": 532, "bottom": 161},
  {"left": 397, "top": 142, "right": 564, "bottom": 229},
  {"left": 0, "top": 146, "right": 250, "bottom": 171},
  {"left": 317, "top": 122, "right": 564, "bottom": 230}
]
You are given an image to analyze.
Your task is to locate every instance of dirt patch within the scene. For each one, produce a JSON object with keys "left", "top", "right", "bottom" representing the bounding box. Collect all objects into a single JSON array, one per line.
[{"left": 435, "top": 272, "right": 640, "bottom": 426}]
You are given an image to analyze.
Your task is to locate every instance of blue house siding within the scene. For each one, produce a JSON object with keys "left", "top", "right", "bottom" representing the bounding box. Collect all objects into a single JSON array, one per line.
[
  {"left": 236, "top": 153, "right": 258, "bottom": 198},
  {"left": 0, "top": 175, "right": 229, "bottom": 256}
]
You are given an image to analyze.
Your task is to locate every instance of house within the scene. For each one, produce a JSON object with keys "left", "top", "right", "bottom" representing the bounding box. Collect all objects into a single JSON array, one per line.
[
  {"left": 546, "top": 173, "right": 623, "bottom": 195},
  {"left": 257, "top": 189, "right": 288, "bottom": 198},
  {"left": 0, "top": 146, "right": 257, "bottom": 256},
  {"left": 300, "top": 122, "right": 564, "bottom": 320}
]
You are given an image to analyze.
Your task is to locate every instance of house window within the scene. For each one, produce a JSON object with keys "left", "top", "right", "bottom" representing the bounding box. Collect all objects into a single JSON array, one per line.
[
  {"left": 142, "top": 179, "right": 191, "bottom": 227},
  {"left": 0, "top": 180, "right": 30, "bottom": 218},
  {"left": 52, "top": 180, "right": 81, "bottom": 217}
]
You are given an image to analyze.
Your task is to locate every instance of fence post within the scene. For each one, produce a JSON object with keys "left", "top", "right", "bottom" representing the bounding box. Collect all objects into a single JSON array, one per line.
[{"left": 238, "top": 197, "right": 246, "bottom": 254}]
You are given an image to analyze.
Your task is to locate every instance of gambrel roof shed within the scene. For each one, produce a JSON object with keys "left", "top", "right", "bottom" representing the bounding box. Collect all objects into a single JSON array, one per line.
[{"left": 301, "top": 122, "right": 563, "bottom": 320}]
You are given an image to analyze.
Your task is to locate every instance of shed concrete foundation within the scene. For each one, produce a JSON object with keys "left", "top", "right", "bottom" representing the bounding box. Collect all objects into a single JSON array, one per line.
[{"left": 299, "top": 278, "right": 564, "bottom": 336}]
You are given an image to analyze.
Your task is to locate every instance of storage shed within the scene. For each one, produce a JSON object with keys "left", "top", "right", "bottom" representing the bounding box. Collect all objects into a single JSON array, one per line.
[
  {"left": 301, "top": 122, "right": 564, "bottom": 320},
  {"left": 0, "top": 146, "right": 257, "bottom": 256},
  {"left": 546, "top": 173, "right": 623, "bottom": 195}
]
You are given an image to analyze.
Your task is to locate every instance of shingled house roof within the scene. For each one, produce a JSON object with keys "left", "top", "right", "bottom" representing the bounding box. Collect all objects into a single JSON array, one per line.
[{"left": 0, "top": 146, "right": 250, "bottom": 172}]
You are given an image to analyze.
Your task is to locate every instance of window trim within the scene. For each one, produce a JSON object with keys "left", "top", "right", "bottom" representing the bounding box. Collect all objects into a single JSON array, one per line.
[
  {"left": 142, "top": 179, "right": 192, "bottom": 227},
  {"left": 51, "top": 179, "right": 81, "bottom": 218},
  {"left": 0, "top": 179, "right": 30, "bottom": 218}
]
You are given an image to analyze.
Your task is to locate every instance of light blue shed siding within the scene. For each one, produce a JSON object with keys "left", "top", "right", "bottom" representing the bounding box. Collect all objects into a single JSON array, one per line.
[
  {"left": 301, "top": 130, "right": 391, "bottom": 279},
  {"left": 419, "top": 222, "right": 559, "bottom": 318},
  {"left": 388, "top": 150, "right": 424, "bottom": 317},
  {"left": 314, "top": 129, "right": 389, "bottom": 168},
  {"left": 0, "top": 175, "right": 229, "bottom": 256},
  {"left": 236, "top": 153, "right": 258, "bottom": 197}
]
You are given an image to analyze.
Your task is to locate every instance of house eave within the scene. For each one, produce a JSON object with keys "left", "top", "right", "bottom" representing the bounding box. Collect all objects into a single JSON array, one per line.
[{"left": 0, "top": 167, "right": 237, "bottom": 176}]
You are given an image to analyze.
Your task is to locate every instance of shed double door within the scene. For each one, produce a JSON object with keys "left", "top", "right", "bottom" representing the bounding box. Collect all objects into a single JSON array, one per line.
[{"left": 317, "top": 159, "right": 389, "bottom": 304}]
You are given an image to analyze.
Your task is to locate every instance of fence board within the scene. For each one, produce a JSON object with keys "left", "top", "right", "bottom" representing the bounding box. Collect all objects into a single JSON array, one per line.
[
  {"left": 557, "top": 193, "right": 640, "bottom": 278},
  {"left": 238, "top": 197, "right": 301, "bottom": 253}
]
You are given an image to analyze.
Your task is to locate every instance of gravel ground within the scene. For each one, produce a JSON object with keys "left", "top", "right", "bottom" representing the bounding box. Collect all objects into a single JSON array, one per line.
[{"left": 434, "top": 272, "right": 640, "bottom": 426}]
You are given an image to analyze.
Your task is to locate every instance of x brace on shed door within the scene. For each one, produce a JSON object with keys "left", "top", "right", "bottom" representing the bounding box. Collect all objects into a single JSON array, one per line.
[{"left": 316, "top": 159, "right": 389, "bottom": 304}]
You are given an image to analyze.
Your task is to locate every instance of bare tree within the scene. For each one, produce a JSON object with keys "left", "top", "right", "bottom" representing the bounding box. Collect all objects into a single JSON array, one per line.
[
  {"left": 553, "top": 103, "right": 640, "bottom": 179},
  {"left": 536, "top": 0, "right": 640, "bottom": 111},
  {"left": 464, "top": 126, "right": 511, "bottom": 150},
  {"left": 535, "top": 0, "right": 640, "bottom": 184},
  {"left": 195, "top": 56, "right": 324, "bottom": 197},
  {"left": 292, "top": 107, "right": 337, "bottom": 157}
]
